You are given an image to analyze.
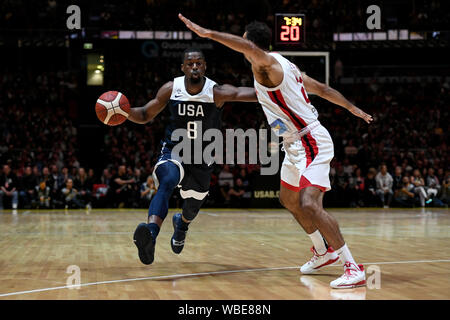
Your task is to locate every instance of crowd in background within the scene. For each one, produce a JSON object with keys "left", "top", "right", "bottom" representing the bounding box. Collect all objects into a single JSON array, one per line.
[
  {"left": 1, "top": 0, "right": 448, "bottom": 35},
  {"left": 321, "top": 75, "right": 449, "bottom": 208},
  {"left": 0, "top": 66, "right": 448, "bottom": 209},
  {"left": 0, "top": 0, "right": 448, "bottom": 210}
]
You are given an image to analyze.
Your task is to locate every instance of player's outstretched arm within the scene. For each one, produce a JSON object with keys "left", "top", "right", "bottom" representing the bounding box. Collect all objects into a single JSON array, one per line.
[
  {"left": 128, "top": 82, "right": 173, "bottom": 124},
  {"left": 178, "top": 13, "right": 275, "bottom": 69},
  {"left": 302, "top": 74, "right": 373, "bottom": 124},
  {"left": 214, "top": 85, "right": 258, "bottom": 108}
]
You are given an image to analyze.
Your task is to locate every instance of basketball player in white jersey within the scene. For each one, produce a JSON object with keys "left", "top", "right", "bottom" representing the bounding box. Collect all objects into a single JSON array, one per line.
[{"left": 179, "top": 14, "right": 373, "bottom": 288}]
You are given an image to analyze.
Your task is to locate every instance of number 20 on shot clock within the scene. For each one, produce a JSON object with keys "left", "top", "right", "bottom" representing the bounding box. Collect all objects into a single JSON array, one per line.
[{"left": 275, "top": 13, "right": 306, "bottom": 45}]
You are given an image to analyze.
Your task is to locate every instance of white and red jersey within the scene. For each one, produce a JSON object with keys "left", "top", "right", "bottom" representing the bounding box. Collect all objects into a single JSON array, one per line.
[
  {"left": 254, "top": 52, "right": 334, "bottom": 192},
  {"left": 254, "top": 52, "right": 319, "bottom": 138}
]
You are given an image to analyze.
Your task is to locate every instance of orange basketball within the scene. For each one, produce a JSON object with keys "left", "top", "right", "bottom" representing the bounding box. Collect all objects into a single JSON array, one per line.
[{"left": 95, "top": 91, "right": 130, "bottom": 126}]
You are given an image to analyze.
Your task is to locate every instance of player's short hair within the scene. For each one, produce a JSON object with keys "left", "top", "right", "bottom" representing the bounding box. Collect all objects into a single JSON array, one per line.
[
  {"left": 245, "top": 21, "right": 272, "bottom": 51},
  {"left": 182, "top": 47, "right": 205, "bottom": 62}
]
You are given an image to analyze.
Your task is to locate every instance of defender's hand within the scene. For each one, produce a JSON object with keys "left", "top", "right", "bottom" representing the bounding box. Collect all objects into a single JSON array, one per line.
[
  {"left": 349, "top": 106, "right": 373, "bottom": 124},
  {"left": 178, "top": 13, "right": 211, "bottom": 38}
]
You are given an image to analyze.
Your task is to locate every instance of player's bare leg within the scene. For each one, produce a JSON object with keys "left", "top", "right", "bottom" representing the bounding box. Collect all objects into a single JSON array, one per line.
[
  {"left": 300, "top": 187, "right": 366, "bottom": 288},
  {"left": 148, "top": 215, "right": 163, "bottom": 225},
  {"left": 280, "top": 185, "right": 339, "bottom": 274},
  {"left": 299, "top": 187, "right": 344, "bottom": 249},
  {"left": 279, "top": 185, "right": 316, "bottom": 234}
]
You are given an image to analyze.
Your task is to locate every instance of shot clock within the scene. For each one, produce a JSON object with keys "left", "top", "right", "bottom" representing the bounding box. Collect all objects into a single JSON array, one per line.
[{"left": 275, "top": 13, "right": 306, "bottom": 45}]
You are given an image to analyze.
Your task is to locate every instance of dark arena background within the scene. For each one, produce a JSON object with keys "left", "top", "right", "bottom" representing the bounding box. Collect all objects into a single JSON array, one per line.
[{"left": 0, "top": 0, "right": 449, "bottom": 307}]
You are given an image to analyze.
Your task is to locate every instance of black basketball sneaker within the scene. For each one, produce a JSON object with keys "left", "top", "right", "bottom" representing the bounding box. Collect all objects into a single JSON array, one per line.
[
  {"left": 133, "top": 223, "right": 155, "bottom": 265},
  {"left": 171, "top": 213, "right": 188, "bottom": 254}
]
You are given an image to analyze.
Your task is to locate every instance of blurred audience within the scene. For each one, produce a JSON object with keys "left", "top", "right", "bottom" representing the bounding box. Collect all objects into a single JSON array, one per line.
[
  {"left": 19, "top": 166, "right": 36, "bottom": 208},
  {"left": 0, "top": 44, "right": 448, "bottom": 210},
  {"left": 61, "top": 178, "right": 84, "bottom": 209},
  {"left": 140, "top": 175, "right": 157, "bottom": 208},
  {"left": 411, "top": 169, "right": 429, "bottom": 207},
  {"left": 2, "top": 1, "right": 448, "bottom": 37},
  {"left": 393, "top": 176, "right": 415, "bottom": 208},
  {"left": 109, "top": 165, "right": 136, "bottom": 208},
  {"left": 36, "top": 180, "right": 51, "bottom": 209},
  {"left": 375, "top": 164, "right": 394, "bottom": 208},
  {"left": 0, "top": 164, "right": 18, "bottom": 209}
]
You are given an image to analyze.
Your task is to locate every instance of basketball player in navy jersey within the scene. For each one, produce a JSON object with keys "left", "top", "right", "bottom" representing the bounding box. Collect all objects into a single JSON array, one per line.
[
  {"left": 127, "top": 48, "right": 257, "bottom": 265},
  {"left": 179, "top": 14, "right": 373, "bottom": 288}
]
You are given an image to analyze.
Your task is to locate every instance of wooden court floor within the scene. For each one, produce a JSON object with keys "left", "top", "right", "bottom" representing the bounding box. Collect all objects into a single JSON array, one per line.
[{"left": 0, "top": 207, "right": 449, "bottom": 300}]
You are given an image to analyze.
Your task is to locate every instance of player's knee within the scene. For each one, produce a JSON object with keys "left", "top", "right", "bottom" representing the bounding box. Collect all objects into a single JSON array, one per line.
[
  {"left": 182, "top": 207, "right": 198, "bottom": 221},
  {"left": 158, "top": 175, "right": 178, "bottom": 191},
  {"left": 301, "top": 197, "right": 319, "bottom": 215},
  {"left": 155, "top": 162, "right": 180, "bottom": 190},
  {"left": 182, "top": 199, "right": 203, "bottom": 221}
]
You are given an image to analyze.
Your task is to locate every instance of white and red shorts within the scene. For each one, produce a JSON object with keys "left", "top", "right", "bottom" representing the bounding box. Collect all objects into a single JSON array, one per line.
[{"left": 280, "top": 123, "right": 334, "bottom": 192}]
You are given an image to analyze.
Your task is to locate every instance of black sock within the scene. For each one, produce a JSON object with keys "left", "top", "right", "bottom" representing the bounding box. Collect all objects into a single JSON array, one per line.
[
  {"left": 177, "top": 216, "right": 190, "bottom": 231},
  {"left": 322, "top": 236, "right": 329, "bottom": 249},
  {"left": 148, "top": 223, "right": 160, "bottom": 240}
]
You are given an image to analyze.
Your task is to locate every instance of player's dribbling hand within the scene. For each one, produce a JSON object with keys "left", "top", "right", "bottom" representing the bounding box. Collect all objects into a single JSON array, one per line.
[
  {"left": 178, "top": 13, "right": 211, "bottom": 38},
  {"left": 349, "top": 106, "right": 373, "bottom": 124}
]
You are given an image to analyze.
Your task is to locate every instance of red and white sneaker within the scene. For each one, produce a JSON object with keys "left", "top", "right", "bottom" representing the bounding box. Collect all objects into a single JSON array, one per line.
[
  {"left": 300, "top": 246, "right": 340, "bottom": 274},
  {"left": 330, "top": 262, "right": 366, "bottom": 289}
]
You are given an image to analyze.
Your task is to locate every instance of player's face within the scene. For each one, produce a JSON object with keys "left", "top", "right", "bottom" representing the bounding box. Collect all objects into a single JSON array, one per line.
[{"left": 182, "top": 52, "right": 206, "bottom": 83}]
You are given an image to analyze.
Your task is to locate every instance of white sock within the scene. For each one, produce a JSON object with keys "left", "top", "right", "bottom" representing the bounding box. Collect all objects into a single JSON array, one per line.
[
  {"left": 335, "top": 244, "right": 357, "bottom": 267},
  {"left": 308, "top": 230, "right": 327, "bottom": 255}
]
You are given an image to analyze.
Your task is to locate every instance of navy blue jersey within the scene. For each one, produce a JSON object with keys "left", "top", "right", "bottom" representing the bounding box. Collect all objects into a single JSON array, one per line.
[{"left": 161, "top": 76, "right": 222, "bottom": 164}]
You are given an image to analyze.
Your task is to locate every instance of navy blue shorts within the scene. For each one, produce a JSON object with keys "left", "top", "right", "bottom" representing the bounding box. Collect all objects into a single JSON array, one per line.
[{"left": 155, "top": 145, "right": 213, "bottom": 199}]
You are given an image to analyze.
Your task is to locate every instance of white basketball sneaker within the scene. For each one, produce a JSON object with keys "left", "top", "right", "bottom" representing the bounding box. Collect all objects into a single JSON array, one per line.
[
  {"left": 330, "top": 262, "right": 366, "bottom": 289},
  {"left": 300, "top": 246, "right": 340, "bottom": 274}
]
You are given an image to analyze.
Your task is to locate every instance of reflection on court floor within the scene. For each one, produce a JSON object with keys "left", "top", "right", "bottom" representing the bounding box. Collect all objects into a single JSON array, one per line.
[{"left": 0, "top": 208, "right": 449, "bottom": 299}]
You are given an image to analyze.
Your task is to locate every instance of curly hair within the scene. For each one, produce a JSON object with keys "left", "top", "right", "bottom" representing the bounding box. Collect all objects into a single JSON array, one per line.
[{"left": 245, "top": 21, "right": 272, "bottom": 51}]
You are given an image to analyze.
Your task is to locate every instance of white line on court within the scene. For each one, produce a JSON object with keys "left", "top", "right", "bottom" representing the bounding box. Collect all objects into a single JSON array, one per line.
[{"left": 0, "top": 259, "right": 449, "bottom": 298}]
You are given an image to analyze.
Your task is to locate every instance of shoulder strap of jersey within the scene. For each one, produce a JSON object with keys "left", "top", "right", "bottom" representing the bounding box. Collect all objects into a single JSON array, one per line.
[
  {"left": 203, "top": 76, "right": 217, "bottom": 103},
  {"left": 269, "top": 52, "right": 290, "bottom": 70},
  {"left": 270, "top": 52, "right": 302, "bottom": 79},
  {"left": 170, "top": 76, "right": 185, "bottom": 100}
]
